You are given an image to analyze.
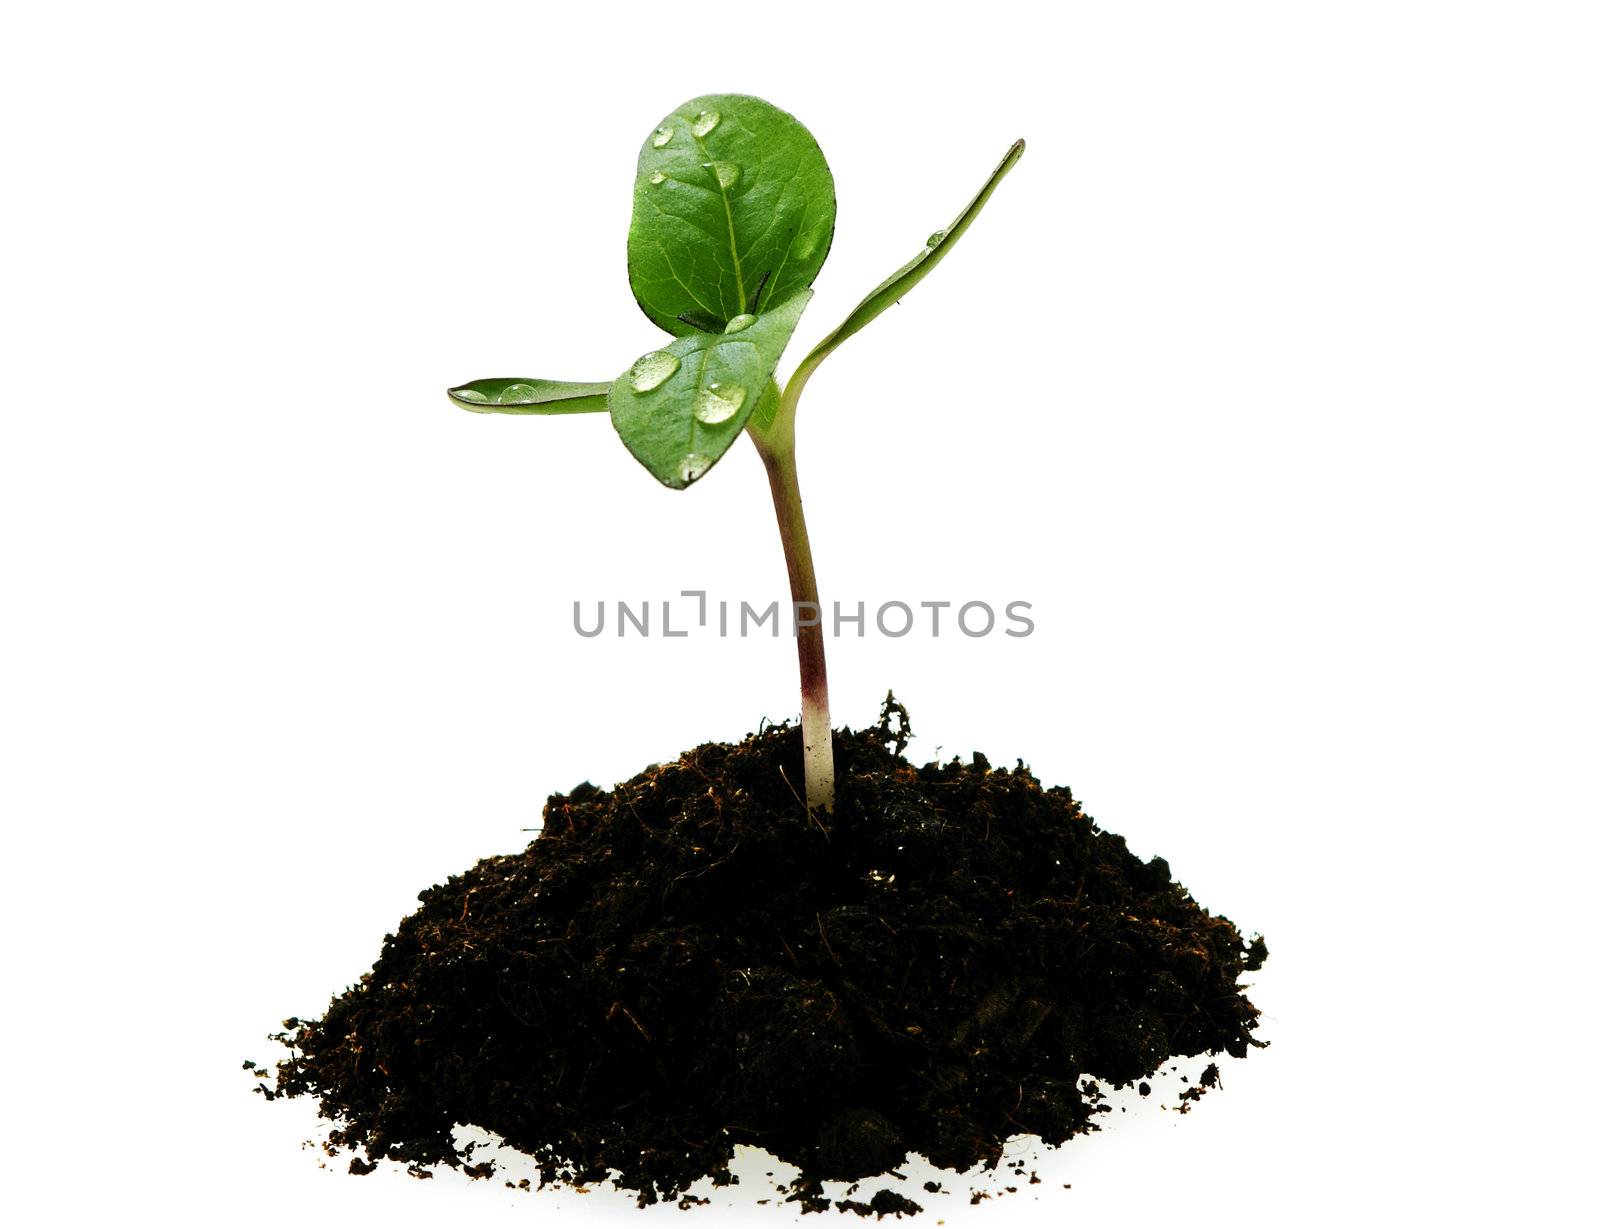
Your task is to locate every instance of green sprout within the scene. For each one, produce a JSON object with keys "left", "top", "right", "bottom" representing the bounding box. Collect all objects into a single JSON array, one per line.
[{"left": 450, "top": 94, "right": 1023, "bottom": 814}]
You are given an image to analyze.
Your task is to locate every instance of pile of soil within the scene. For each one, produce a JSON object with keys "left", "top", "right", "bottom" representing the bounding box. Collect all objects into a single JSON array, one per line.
[{"left": 267, "top": 701, "right": 1266, "bottom": 1210}]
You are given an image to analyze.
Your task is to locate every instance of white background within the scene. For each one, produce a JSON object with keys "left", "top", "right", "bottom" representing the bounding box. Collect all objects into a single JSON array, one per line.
[{"left": 4, "top": 2, "right": 1596, "bottom": 1225}]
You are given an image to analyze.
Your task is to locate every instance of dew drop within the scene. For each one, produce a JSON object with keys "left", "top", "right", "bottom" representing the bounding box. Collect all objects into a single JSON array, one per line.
[
  {"left": 452, "top": 387, "right": 490, "bottom": 403},
  {"left": 927, "top": 228, "right": 948, "bottom": 248},
  {"left": 693, "top": 381, "right": 747, "bottom": 424},
  {"left": 649, "top": 170, "right": 666, "bottom": 185},
  {"left": 723, "top": 313, "right": 756, "bottom": 334},
  {"left": 651, "top": 125, "right": 673, "bottom": 148},
  {"left": 628, "top": 350, "right": 680, "bottom": 392},
  {"left": 691, "top": 109, "right": 720, "bottom": 138},
  {"left": 708, "top": 161, "right": 739, "bottom": 189},
  {"left": 794, "top": 232, "right": 818, "bottom": 259},
  {"left": 496, "top": 383, "right": 538, "bottom": 404},
  {"left": 678, "top": 453, "right": 712, "bottom": 484}
]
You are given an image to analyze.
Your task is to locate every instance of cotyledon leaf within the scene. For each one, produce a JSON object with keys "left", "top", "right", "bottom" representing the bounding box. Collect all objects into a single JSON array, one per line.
[
  {"left": 751, "top": 140, "right": 1025, "bottom": 438},
  {"left": 610, "top": 290, "right": 812, "bottom": 489},
  {"left": 448, "top": 378, "right": 611, "bottom": 415},
  {"left": 628, "top": 95, "right": 836, "bottom": 337}
]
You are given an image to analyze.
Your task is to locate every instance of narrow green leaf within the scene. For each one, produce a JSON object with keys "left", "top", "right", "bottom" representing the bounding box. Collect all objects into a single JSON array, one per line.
[
  {"left": 781, "top": 140, "right": 1025, "bottom": 416},
  {"left": 610, "top": 291, "right": 812, "bottom": 489},
  {"left": 448, "top": 378, "right": 611, "bottom": 415},
  {"left": 627, "top": 95, "right": 836, "bottom": 336}
]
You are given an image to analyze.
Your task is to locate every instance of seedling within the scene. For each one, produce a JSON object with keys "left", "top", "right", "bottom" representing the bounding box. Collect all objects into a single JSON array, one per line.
[
  {"left": 276, "top": 127, "right": 1269, "bottom": 1188},
  {"left": 450, "top": 94, "right": 1023, "bottom": 813}
]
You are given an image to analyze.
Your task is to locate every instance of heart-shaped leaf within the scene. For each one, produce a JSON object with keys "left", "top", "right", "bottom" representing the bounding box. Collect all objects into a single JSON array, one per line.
[
  {"left": 610, "top": 290, "right": 812, "bottom": 488},
  {"left": 448, "top": 378, "right": 610, "bottom": 414},
  {"left": 627, "top": 95, "right": 835, "bottom": 336}
]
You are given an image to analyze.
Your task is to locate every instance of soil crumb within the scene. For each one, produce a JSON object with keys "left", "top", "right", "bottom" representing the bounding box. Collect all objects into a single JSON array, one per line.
[
  {"left": 838, "top": 1189, "right": 923, "bottom": 1218},
  {"left": 268, "top": 707, "right": 1266, "bottom": 1211}
]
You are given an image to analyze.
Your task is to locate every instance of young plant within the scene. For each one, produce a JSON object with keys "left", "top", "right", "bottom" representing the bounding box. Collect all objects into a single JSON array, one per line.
[{"left": 450, "top": 95, "right": 1023, "bottom": 814}]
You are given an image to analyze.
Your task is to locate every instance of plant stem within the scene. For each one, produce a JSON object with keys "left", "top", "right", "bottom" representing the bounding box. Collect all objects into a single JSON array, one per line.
[{"left": 753, "top": 428, "right": 834, "bottom": 813}]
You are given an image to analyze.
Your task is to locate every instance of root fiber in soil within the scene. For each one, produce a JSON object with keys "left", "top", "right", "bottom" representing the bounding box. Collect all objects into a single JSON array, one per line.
[{"left": 266, "top": 706, "right": 1266, "bottom": 1210}]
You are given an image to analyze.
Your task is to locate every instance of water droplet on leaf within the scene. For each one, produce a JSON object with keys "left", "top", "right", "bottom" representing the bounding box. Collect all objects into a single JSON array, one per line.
[
  {"left": 693, "top": 382, "right": 746, "bottom": 424},
  {"left": 651, "top": 125, "right": 673, "bottom": 148},
  {"left": 691, "top": 109, "right": 720, "bottom": 137},
  {"left": 678, "top": 453, "right": 712, "bottom": 484},
  {"left": 649, "top": 170, "right": 666, "bottom": 185},
  {"left": 628, "top": 350, "right": 680, "bottom": 392},
  {"left": 794, "top": 232, "right": 818, "bottom": 259},
  {"left": 496, "top": 383, "right": 537, "bottom": 404},
  {"left": 723, "top": 313, "right": 756, "bottom": 334},
  {"left": 709, "top": 161, "right": 739, "bottom": 189},
  {"left": 927, "top": 228, "right": 947, "bottom": 248},
  {"left": 453, "top": 387, "right": 490, "bottom": 403}
]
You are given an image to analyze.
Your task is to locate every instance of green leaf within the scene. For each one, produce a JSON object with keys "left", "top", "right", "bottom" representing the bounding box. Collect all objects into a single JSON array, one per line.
[
  {"left": 627, "top": 95, "right": 836, "bottom": 336},
  {"left": 770, "top": 140, "right": 1025, "bottom": 434},
  {"left": 448, "top": 378, "right": 610, "bottom": 415},
  {"left": 746, "top": 376, "right": 783, "bottom": 435},
  {"left": 610, "top": 291, "right": 812, "bottom": 489}
]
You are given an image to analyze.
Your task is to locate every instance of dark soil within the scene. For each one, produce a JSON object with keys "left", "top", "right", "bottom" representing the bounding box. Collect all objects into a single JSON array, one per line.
[{"left": 267, "top": 701, "right": 1266, "bottom": 1210}]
